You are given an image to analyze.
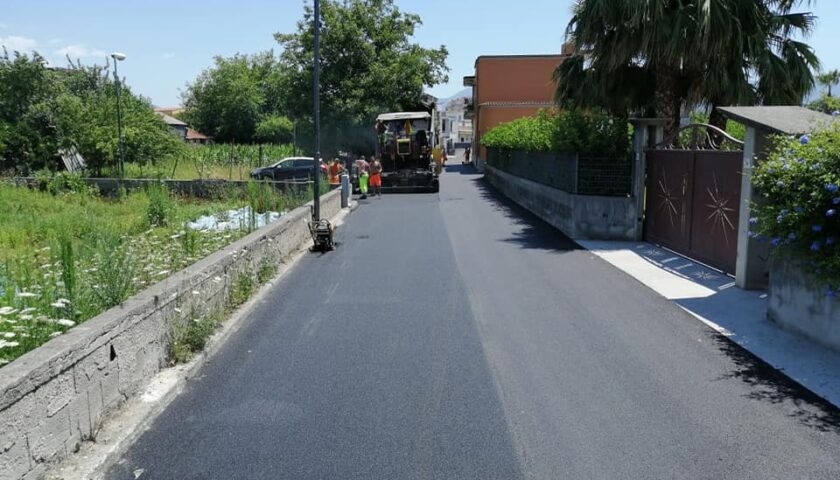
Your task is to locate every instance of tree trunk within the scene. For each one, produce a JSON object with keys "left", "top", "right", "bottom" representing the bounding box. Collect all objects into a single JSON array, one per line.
[
  {"left": 653, "top": 66, "right": 682, "bottom": 140},
  {"left": 707, "top": 107, "right": 728, "bottom": 149}
]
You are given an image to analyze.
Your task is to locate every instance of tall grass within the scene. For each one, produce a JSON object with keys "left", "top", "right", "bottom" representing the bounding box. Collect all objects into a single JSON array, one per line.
[
  {"left": 109, "top": 143, "right": 297, "bottom": 180},
  {"left": 0, "top": 177, "right": 311, "bottom": 366}
]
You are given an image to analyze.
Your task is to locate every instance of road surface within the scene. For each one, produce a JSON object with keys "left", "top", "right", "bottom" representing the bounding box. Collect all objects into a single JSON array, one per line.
[{"left": 107, "top": 165, "right": 840, "bottom": 479}]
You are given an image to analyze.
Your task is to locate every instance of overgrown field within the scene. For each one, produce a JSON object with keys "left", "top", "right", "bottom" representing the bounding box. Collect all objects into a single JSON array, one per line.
[
  {"left": 0, "top": 177, "right": 312, "bottom": 366},
  {"left": 103, "top": 143, "right": 298, "bottom": 180}
]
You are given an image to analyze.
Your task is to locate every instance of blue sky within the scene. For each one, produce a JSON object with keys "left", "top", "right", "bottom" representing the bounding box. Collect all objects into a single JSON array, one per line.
[{"left": 2, "top": 0, "right": 840, "bottom": 106}]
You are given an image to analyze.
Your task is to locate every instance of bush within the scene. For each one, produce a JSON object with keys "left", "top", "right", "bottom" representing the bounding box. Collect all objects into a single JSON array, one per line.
[
  {"left": 751, "top": 126, "right": 840, "bottom": 297},
  {"left": 481, "top": 108, "right": 630, "bottom": 157},
  {"left": 147, "top": 182, "right": 173, "bottom": 227},
  {"left": 480, "top": 110, "right": 554, "bottom": 152},
  {"left": 807, "top": 94, "right": 840, "bottom": 115}
]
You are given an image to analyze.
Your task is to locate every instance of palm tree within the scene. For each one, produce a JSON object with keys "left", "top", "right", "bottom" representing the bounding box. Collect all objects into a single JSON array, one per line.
[
  {"left": 556, "top": 0, "right": 820, "bottom": 137},
  {"left": 817, "top": 69, "right": 840, "bottom": 97}
]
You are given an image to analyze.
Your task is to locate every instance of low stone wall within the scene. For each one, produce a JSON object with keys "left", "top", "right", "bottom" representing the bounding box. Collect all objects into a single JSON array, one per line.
[
  {"left": 0, "top": 190, "right": 342, "bottom": 480},
  {"left": 768, "top": 260, "right": 840, "bottom": 351},
  {"left": 485, "top": 165, "right": 638, "bottom": 241}
]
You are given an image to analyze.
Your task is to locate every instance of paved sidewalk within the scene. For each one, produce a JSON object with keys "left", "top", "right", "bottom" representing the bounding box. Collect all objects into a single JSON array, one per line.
[{"left": 579, "top": 240, "right": 840, "bottom": 408}]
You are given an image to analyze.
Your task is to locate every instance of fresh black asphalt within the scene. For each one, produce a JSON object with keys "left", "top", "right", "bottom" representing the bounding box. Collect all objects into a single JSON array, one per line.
[{"left": 107, "top": 165, "right": 840, "bottom": 479}]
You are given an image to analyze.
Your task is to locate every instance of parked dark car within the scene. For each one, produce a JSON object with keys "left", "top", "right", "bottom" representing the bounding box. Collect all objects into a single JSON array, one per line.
[{"left": 249, "top": 157, "right": 328, "bottom": 182}]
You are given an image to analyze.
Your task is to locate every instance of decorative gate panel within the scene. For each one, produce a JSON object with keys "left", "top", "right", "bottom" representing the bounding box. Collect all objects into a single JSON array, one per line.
[
  {"left": 644, "top": 124, "right": 744, "bottom": 275},
  {"left": 644, "top": 150, "right": 693, "bottom": 253}
]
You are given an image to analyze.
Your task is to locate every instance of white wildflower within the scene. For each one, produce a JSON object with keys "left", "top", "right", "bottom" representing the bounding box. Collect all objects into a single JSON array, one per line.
[
  {"left": 157, "top": 270, "right": 170, "bottom": 276},
  {"left": 16, "top": 291, "right": 38, "bottom": 299},
  {"left": 0, "top": 307, "right": 16, "bottom": 316},
  {"left": 0, "top": 340, "right": 20, "bottom": 349},
  {"left": 3, "top": 332, "right": 15, "bottom": 338},
  {"left": 20, "top": 307, "right": 35, "bottom": 314},
  {"left": 0, "top": 359, "right": 8, "bottom": 366},
  {"left": 19, "top": 314, "right": 33, "bottom": 321},
  {"left": 56, "top": 319, "right": 75, "bottom": 327},
  {"left": 50, "top": 331, "right": 62, "bottom": 338}
]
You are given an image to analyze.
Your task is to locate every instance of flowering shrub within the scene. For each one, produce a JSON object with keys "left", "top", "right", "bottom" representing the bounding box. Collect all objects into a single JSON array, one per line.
[{"left": 751, "top": 125, "right": 840, "bottom": 297}]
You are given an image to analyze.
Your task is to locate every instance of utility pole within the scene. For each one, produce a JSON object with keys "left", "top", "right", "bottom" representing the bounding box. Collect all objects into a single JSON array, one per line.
[
  {"left": 110, "top": 53, "right": 127, "bottom": 183},
  {"left": 312, "top": 0, "right": 321, "bottom": 221}
]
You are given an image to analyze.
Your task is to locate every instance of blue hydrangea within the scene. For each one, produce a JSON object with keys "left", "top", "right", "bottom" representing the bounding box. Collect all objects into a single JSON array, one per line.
[
  {"left": 811, "top": 241, "right": 821, "bottom": 251},
  {"left": 828, "top": 288, "right": 837, "bottom": 298},
  {"left": 800, "top": 135, "right": 810, "bottom": 145},
  {"left": 827, "top": 183, "right": 839, "bottom": 193},
  {"left": 812, "top": 225, "right": 824, "bottom": 232},
  {"left": 776, "top": 180, "right": 785, "bottom": 188},
  {"left": 828, "top": 209, "right": 837, "bottom": 217},
  {"left": 795, "top": 207, "right": 804, "bottom": 213},
  {"left": 826, "top": 237, "right": 836, "bottom": 245},
  {"left": 834, "top": 197, "right": 840, "bottom": 205},
  {"left": 788, "top": 232, "right": 797, "bottom": 241},
  {"left": 771, "top": 237, "right": 782, "bottom": 247},
  {"left": 749, "top": 217, "right": 758, "bottom": 225},
  {"left": 796, "top": 157, "right": 805, "bottom": 164},
  {"left": 776, "top": 214, "right": 785, "bottom": 223}
]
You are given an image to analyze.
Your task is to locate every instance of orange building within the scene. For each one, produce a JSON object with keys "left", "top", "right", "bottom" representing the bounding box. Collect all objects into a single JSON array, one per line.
[{"left": 463, "top": 49, "right": 572, "bottom": 168}]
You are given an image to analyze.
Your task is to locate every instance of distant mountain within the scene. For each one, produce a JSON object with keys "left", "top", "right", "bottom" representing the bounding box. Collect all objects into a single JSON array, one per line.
[{"left": 436, "top": 87, "right": 472, "bottom": 109}]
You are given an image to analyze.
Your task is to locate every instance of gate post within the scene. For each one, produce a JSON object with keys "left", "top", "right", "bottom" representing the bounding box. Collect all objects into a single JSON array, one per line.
[
  {"left": 735, "top": 126, "right": 771, "bottom": 290},
  {"left": 629, "top": 118, "right": 666, "bottom": 241}
]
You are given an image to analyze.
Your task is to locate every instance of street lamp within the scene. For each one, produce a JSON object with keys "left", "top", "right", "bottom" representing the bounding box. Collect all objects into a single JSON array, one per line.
[
  {"left": 312, "top": 0, "right": 321, "bottom": 221},
  {"left": 111, "top": 52, "right": 127, "bottom": 181}
]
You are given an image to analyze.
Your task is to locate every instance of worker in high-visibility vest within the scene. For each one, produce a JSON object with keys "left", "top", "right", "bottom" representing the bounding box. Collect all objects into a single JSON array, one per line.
[{"left": 432, "top": 145, "right": 443, "bottom": 174}]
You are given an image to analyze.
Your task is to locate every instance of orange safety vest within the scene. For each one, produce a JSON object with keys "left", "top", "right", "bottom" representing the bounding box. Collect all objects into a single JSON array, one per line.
[{"left": 328, "top": 163, "right": 341, "bottom": 184}]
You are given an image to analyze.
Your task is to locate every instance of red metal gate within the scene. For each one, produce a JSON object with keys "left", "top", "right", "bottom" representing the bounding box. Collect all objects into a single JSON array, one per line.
[{"left": 644, "top": 125, "right": 744, "bottom": 274}]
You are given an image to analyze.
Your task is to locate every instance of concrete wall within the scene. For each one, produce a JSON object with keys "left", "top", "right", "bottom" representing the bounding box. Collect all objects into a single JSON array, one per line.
[
  {"left": 768, "top": 259, "right": 840, "bottom": 351},
  {"left": 0, "top": 190, "right": 342, "bottom": 480},
  {"left": 485, "top": 165, "right": 637, "bottom": 241}
]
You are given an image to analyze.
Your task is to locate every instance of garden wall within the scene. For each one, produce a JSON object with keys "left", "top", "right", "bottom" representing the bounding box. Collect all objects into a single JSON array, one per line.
[
  {"left": 485, "top": 165, "right": 637, "bottom": 241},
  {"left": 0, "top": 189, "right": 342, "bottom": 480},
  {"left": 768, "top": 260, "right": 840, "bottom": 351}
]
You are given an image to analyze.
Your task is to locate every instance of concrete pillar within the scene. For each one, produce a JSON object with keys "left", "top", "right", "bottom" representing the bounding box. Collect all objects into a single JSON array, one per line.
[
  {"left": 629, "top": 119, "right": 666, "bottom": 241},
  {"left": 340, "top": 174, "right": 350, "bottom": 208},
  {"left": 735, "top": 126, "right": 771, "bottom": 290}
]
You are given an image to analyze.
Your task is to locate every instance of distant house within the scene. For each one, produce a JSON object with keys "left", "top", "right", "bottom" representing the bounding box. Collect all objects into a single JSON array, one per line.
[
  {"left": 463, "top": 44, "right": 574, "bottom": 169},
  {"left": 155, "top": 111, "right": 188, "bottom": 140},
  {"left": 154, "top": 108, "right": 212, "bottom": 144},
  {"left": 185, "top": 128, "right": 211, "bottom": 144},
  {"left": 438, "top": 96, "right": 473, "bottom": 154}
]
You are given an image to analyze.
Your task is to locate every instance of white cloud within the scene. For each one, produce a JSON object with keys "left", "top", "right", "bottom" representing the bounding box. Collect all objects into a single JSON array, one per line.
[
  {"left": 55, "top": 44, "right": 107, "bottom": 59},
  {"left": 0, "top": 35, "right": 37, "bottom": 52},
  {"left": 162, "top": 52, "right": 176, "bottom": 59}
]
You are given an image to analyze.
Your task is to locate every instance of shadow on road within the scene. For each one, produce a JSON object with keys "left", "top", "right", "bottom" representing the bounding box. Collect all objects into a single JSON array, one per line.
[
  {"left": 469, "top": 176, "right": 581, "bottom": 253},
  {"left": 709, "top": 331, "right": 840, "bottom": 434},
  {"left": 444, "top": 163, "right": 482, "bottom": 175}
]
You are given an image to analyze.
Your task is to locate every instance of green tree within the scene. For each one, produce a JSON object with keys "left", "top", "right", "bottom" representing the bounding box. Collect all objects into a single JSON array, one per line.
[
  {"left": 275, "top": 0, "right": 449, "bottom": 155},
  {"left": 181, "top": 53, "right": 282, "bottom": 144},
  {"left": 817, "top": 69, "right": 840, "bottom": 97},
  {"left": 254, "top": 114, "right": 294, "bottom": 144},
  {"left": 555, "top": 0, "right": 819, "bottom": 137},
  {"left": 0, "top": 52, "right": 183, "bottom": 175}
]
